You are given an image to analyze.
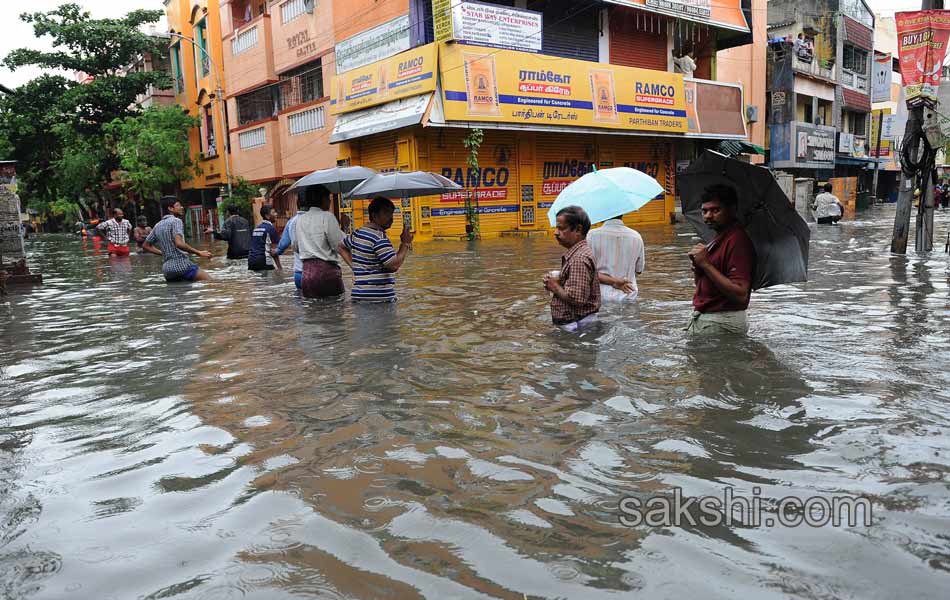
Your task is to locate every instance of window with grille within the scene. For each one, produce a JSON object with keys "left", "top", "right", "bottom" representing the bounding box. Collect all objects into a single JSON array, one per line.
[
  {"left": 281, "top": 0, "right": 309, "bottom": 24},
  {"left": 843, "top": 45, "right": 868, "bottom": 75},
  {"left": 236, "top": 86, "right": 280, "bottom": 125},
  {"left": 279, "top": 59, "right": 324, "bottom": 110},
  {"left": 195, "top": 20, "right": 210, "bottom": 77},
  {"left": 848, "top": 111, "right": 867, "bottom": 135},
  {"left": 239, "top": 127, "right": 267, "bottom": 149},
  {"left": 171, "top": 43, "right": 184, "bottom": 93},
  {"left": 288, "top": 106, "right": 325, "bottom": 135}
]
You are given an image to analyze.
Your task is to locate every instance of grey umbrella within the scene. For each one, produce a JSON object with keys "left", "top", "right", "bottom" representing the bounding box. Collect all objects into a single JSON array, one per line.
[
  {"left": 346, "top": 171, "right": 462, "bottom": 199},
  {"left": 678, "top": 150, "right": 810, "bottom": 290},
  {"left": 289, "top": 166, "right": 377, "bottom": 194}
]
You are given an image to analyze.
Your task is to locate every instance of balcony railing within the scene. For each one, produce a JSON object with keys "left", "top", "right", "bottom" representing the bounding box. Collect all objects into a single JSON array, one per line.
[
  {"left": 792, "top": 54, "right": 835, "bottom": 81},
  {"left": 232, "top": 24, "right": 259, "bottom": 56},
  {"left": 840, "top": 69, "right": 869, "bottom": 92}
]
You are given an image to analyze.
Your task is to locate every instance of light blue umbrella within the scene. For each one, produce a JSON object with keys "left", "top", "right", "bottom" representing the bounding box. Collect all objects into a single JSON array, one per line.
[{"left": 546, "top": 166, "right": 665, "bottom": 227}]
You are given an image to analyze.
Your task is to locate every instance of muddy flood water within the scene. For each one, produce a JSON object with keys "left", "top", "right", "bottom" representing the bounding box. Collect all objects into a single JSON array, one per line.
[{"left": 2, "top": 205, "right": 949, "bottom": 599}]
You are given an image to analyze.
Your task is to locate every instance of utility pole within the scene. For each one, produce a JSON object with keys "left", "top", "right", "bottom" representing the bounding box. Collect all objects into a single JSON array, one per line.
[
  {"left": 872, "top": 109, "right": 884, "bottom": 202},
  {"left": 891, "top": 0, "right": 942, "bottom": 254}
]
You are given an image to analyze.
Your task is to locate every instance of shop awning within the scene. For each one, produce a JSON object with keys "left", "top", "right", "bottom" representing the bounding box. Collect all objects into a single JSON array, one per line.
[
  {"left": 330, "top": 93, "right": 433, "bottom": 144},
  {"left": 718, "top": 140, "right": 765, "bottom": 156},
  {"left": 835, "top": 156, "right": 878, "bottom": 167}
]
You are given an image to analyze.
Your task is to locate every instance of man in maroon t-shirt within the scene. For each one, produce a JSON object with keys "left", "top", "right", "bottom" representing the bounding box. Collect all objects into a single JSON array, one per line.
[{"left": 687, "top": 184, "right": 756, "bottom": 335}]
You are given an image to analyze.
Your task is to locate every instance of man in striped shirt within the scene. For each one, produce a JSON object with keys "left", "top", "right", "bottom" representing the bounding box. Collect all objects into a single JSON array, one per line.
[{"left": 339, "top": 197, "right": 413, "bottom": 302}]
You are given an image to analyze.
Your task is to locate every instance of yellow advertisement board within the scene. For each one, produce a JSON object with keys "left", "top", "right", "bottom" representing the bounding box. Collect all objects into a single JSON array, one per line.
[
  {"left": 439, "top": 43, "right": 687, "bottom": 133},
  {"left": 331, "top": 43, "right": 438, "bottom": 115},
  {"left": 432, "top": 0, "right": 454, "bottom": 43}
]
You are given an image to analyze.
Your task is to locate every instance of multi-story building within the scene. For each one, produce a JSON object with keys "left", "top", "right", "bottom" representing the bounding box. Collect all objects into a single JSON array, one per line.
[
  {"left": 164, "top": 0, "right": 230, "bottom": 229},
  {"left": 327, "top": 0, "right": 761, "bottom": 241},
  {"left": 870, "top": 14, "right": 905, "bottom": 202},
  {"left": 766, "top": 0, "right": 876, "bottom": 193},
  {"left": 219, "top": 0, "right": 338, "bottom": 227},
  {"left": 717, "top": 0, "right": 768, "bottom": 162},
  {"left": 131, "top": 29, "right": 177, "bottom": 110}
]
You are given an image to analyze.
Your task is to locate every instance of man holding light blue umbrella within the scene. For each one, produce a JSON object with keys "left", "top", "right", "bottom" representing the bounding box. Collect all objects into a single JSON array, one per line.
[{"left": 546, "top": 166, "right": 663, "bottom": 304}]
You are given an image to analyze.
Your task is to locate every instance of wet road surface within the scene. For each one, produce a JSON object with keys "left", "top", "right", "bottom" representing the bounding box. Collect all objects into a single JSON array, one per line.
[{"left": 1, "top": 205, "right": 949, "bottom": 599}]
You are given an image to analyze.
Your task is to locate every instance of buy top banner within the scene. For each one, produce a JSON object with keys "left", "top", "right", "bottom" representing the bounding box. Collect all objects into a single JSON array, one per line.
[
  {"left": 331, "top": 44, "right": 438, "bottom": 115},
  {"left": 439, "top": 43, "right": 687, "bottom": 133},
  {"left": 896, "top": 10, "right": 950, "bottom": 107}
]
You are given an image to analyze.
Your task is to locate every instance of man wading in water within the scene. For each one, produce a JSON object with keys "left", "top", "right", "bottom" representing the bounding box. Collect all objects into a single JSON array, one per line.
[
  {"left": 544, "top": 205, "right": 601, "bottom": 332},
  {"left": 687, "top": 184, "right": 755, "bottom": 335}
]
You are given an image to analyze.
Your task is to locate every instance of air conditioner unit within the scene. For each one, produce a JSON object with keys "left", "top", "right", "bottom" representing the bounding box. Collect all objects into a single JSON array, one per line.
[{"left": 746, "top": 105, "right": 759, "bottom": 123}]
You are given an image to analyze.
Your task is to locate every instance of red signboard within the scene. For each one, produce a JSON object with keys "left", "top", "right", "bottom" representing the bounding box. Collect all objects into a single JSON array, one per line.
[{"left": 896, "top": 10, "right": 950, "bottom": 107}]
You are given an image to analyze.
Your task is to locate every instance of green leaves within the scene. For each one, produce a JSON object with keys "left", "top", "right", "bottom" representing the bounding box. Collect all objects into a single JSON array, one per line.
[
  {"left": 106, "top": 106, "right": 199, "bottom": 203},
  {"left": 462, "top": 129, "right": 484, "bottom": 240},
  {"left": 1, "top": 4, "right": 169, "bottom": 220}
]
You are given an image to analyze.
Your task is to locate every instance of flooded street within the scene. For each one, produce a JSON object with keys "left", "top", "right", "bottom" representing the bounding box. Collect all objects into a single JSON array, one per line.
[{"left": 2, "top": 204, "right": 950, "bottom": 599}]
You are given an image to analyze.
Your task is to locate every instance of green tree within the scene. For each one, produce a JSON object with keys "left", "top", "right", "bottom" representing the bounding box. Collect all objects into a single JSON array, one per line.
[
  {"left": 0, "top": 75, "right": 73, "bottom": 211},
  {"left": 462, "top": 129, "right": 484, "bottom": 240},
  {"left": 4, "top": 4, "right": 168, "bottom": 131},
  {"left": 106, "top": 106, "right": 199, "bottom": 204},
  {"left": 219, "top": 177, "right": 259, "bottom": 224},
  {"left": 1, "top": 4, "right": 170, "bottom": 221}
]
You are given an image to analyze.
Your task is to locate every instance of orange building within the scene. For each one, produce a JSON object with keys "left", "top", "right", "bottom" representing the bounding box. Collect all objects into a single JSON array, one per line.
[
  {"left": 219, "top": 0, "right": 339, "bottom": 227},
  {"left": 164, "top": 0, "right": 231, "bottom": 225}
]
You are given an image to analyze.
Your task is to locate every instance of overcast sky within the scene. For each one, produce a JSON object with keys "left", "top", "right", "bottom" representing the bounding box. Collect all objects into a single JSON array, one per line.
[{"left": 0, "top": 0, "right": 932, "bottom": 89}]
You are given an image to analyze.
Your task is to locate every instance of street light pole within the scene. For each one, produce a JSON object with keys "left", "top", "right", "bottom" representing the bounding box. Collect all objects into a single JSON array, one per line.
[{"left": 165, "top": 32, "right": 233, "bottom": 200}]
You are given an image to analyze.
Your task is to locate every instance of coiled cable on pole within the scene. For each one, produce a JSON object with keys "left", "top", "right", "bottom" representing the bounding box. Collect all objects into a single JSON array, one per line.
[{"left": 899, "top": 129, "right": 934, "bottom": 176}]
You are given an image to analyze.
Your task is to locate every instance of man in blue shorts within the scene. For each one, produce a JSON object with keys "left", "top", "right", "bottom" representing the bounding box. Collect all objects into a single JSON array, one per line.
[
  {"left": 142, "top": 196, "right": 212, "bottom": 282},
  {"left": 338, "top": 196, "right": 412, "bottom": 302},
  {"left": 248, "top": 205, "right": 282, "bottom": 271}
]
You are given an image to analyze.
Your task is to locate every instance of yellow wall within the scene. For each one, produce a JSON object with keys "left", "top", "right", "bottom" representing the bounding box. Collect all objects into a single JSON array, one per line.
[
  {"left": 165, "top": 0, "right": 229, "bottom": 193},
  {"left": 338, "top": 128, "right": 676, "bottom": 243}
]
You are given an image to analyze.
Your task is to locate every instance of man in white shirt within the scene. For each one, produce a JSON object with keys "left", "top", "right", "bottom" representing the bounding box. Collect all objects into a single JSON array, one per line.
[
  {"left": 294, "top": 185, "right": 348, "bottom": 298},
  {"left": 672, "top": 48, "right": 697, "bottom": 78},
  {"left": 811, "top": 183, "right": 844, "bottom": 225},
  {"left": 587, "top": 215, "right": 646, "bottom": 302}
]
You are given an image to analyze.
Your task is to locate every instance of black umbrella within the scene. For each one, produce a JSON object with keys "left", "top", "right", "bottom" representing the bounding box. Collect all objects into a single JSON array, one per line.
[
  {"left": 678, "top": 150, "right": 810, "bottom": 290},
  {"left": 289, "top": 166, "right": 377, "bottom": 195}
]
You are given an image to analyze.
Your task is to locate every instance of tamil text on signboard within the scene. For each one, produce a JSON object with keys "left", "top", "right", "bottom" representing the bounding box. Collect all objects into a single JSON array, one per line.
[
  {"left": 896, "top": 10, "right": 950, "bottom": 107},
  {"left": 440, "top": 43, "right": 687, "bottom": 133},
  {"left": 331, "top": 44, "right": 437, "bottom": 114}
]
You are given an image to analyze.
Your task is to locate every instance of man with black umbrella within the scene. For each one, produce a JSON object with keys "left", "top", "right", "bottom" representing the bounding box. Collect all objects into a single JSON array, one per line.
[{"left": 687, "top": 184, "right": 756, "bottom": 335}]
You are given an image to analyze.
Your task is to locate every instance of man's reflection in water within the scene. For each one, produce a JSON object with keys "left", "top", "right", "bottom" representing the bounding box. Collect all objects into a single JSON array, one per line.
[{"left": 681, "top": 333, "right": 818, "bottom": 471}]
